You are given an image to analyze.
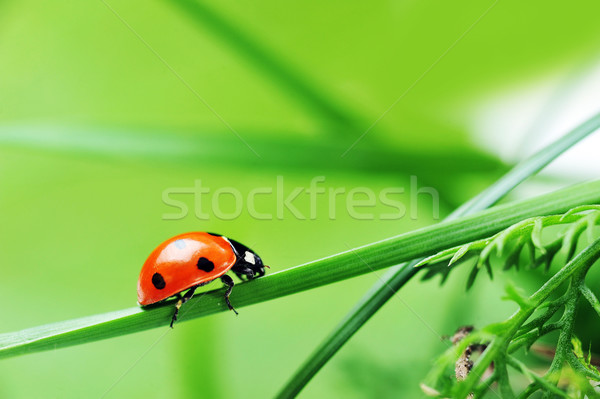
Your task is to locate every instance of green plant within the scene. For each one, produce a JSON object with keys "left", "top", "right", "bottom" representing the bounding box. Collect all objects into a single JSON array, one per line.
[
  {"left": 3, "top": 2, "right": 600, "bottom": 397},
  {"left": 2, "top": 181, "right": 599, "bottom": 360},
  {"left": 2, "top": 111, "right": 600, "bottom": 399},
  {"left": 419, "top": 207, "right": 600, "bottom": 398},
  {"left": 277, "top": 113, "right": 600, "bottom": 398}
]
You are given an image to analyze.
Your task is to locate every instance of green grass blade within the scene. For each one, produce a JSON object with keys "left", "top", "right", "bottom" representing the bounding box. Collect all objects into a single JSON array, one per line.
[
  {"left": 1, "top": 180, "right": 600, "bottom": 360},
  {"left": 0, "top": 125, "right": 502, "bottom": 178},
  {"left": 454, "top": 111, "right": 600, "bottom": 216},
  {"left": 170, "top": 0, "right": 362, "bottom": 131},
  {"left": 0, "top": 124, "right": 503, "bottom": 212},
  {"left": 276, "top": 114, "right": 600, "bottom": 398}
]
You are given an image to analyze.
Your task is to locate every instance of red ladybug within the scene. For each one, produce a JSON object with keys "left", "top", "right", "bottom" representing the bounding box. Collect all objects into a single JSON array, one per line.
[{"left": 137, "top": 232, "right": 266, "bottom": 327}]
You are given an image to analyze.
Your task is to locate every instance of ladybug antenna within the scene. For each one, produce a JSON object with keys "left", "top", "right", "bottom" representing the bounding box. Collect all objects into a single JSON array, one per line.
[{"left": 264, "top": 265, "right": 271, "bottom": 269}]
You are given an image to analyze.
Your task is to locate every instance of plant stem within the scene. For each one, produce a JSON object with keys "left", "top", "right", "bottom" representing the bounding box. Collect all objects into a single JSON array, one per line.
[
  {"left": 2, "top": 182, "right": 600, "bottom": 360},
  {"left": 170, "top": 0, "right": 364, "bottom": 132},
  {"left": 580, "top": 284, "right": 600, "bottom": 318},
  {"left": 454, "top": 237, "right": 600, "bottom": 398},
  {"left": 507, "top": 356, "right": 569, "bottom": 398},
  {"left": 540, "top": 261, "right": 592, "bottom": 398},
  {"left": 495, "top": 357, "right": 515, "bottom": 398},
  {"left": 541, "top": 288, "right": 579, "bottom": 397}
]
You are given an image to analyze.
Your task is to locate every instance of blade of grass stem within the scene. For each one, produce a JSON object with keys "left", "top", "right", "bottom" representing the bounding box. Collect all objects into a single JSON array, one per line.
[
  {"left": 1, "top": 180, "right": 600, "bottom": 360},
  {"left": 0, "top": 124, "right": 502, "bottom": 179},
  {"left": 170, "top": 0, "right": 362, "bottom": 131},
  {"left": 0, "top": 124, "right": 503, "bottom": 211}
]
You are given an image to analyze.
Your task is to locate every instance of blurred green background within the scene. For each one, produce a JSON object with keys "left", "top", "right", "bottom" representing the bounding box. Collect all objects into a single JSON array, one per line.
[{"left": 1, "top": 1, "right": 600, "bottom": 397}]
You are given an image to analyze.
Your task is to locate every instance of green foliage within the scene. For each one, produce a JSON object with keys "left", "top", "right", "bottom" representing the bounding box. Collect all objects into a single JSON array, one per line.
[
  {"left": 276, "top": 112, "right": 600, "bottom": 399},
  {"left": 418, "top": 206, "right": 600, "bottom": 287},
  {"left": 2, "top": 1, "right": 600, "bottom": 397},
  {"left": 419, "top": 207, "right": 600, "bottom": 398}
]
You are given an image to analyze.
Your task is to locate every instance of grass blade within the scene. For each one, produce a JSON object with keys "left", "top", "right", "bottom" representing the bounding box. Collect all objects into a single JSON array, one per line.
[
  {"left": 454, "top": 111, "right": 600, "bottom": 215},
  {"left": 0, "top": 125, "right": 502, "bottom": 179},
  {"left": 170, "top": 0, "right": 362, "bottom": 131},
  {"left": 276, "top": 113, "right": 600, "bottom": 398},
  {"left": 1, "top": 180, "right": 600, "bottom": 360}
]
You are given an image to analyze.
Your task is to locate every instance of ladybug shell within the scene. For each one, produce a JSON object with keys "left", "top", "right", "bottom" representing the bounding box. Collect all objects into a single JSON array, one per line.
[{"left": 137, "top": 232, "right": 236, "bottom": 305}]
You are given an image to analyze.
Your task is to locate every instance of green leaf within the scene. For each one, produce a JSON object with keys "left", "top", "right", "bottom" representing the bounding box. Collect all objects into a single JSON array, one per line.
[
  {"left": 580, "top": 285, "right": 600, "bottom": 318},
  {"left": 526, "top": 241, "right": 537, "bottom": 267},
  {"left": 449, "top": 242, "right": 474, "bottom": 266},
  {"left": 413, "top": 246, "right": 458, "bottom": 268},
  {"left": 560, "top": 204, "right": 600, "bottom": 221},
  {"left": 586, "top": 211, "right": 600, "bottom": 243},
  {"left": 571, "top": 335, "right": 600, "bottom": 381},
  {"left": 482, "top": 321, "right": 510, "bottom": 335},
  {"left": 567, "top": 346, "right": 600, "bottom": 382},
  {"left": 466, "top": 262, "right": 481, "bottom": 290},
  {"left": 477, "top": 239, "right": 496, "bottom": 270},
  {"left": 561, "top": 216, "right": 591, "bottom": 260},
  {"left": 454, "top": 238, "right": 600, "bottom": 398},
  {"left": 504, "top": 235, "right": 525, "bottom": 271},
  {"left": 531, "top": 217, "right": 546, "bottom": 255},
  {"left": 502, "top": 282, "right": 533, "bottom": 310},
  {"left": 506, "top": 356, "right": 570, "bottom": 398}
]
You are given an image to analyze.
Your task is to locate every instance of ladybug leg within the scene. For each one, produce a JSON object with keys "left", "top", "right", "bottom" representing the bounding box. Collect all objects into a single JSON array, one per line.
[
  {"left": 170, "top": 286, "right": 198, "bottom": 328},
  {"left": 233, "top": 265, "right": 256, "bottom": 280},
  {"left": 255, "top": 265, "right": 266, "bottom": 278},
  {"left": 233, "top": 271, "right": 248, "bottom": 281},
  {"left": 220, "top": 275, "right": 238, "bottom": 315}
]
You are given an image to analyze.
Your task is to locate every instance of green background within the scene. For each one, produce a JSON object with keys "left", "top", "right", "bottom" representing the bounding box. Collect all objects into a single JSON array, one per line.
[{"left": 1, "top": 1, "right": 599, "bottom": 397}]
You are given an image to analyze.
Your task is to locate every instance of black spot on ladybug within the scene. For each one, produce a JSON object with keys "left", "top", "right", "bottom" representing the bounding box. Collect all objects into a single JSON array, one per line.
[
  {"left": 152, "top": 273, "right": 166, "bottom": 290},
  {"left": 206, "top": 232, "right": 221, "bottom": 237},
  {"left": 197, "top": 257, "right": 215, "bottom": 272}
]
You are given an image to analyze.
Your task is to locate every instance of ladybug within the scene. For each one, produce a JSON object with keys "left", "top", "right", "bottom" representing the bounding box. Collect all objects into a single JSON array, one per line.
[{"left": 137, "top": 232, "right": 266, "bottom": 328}]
